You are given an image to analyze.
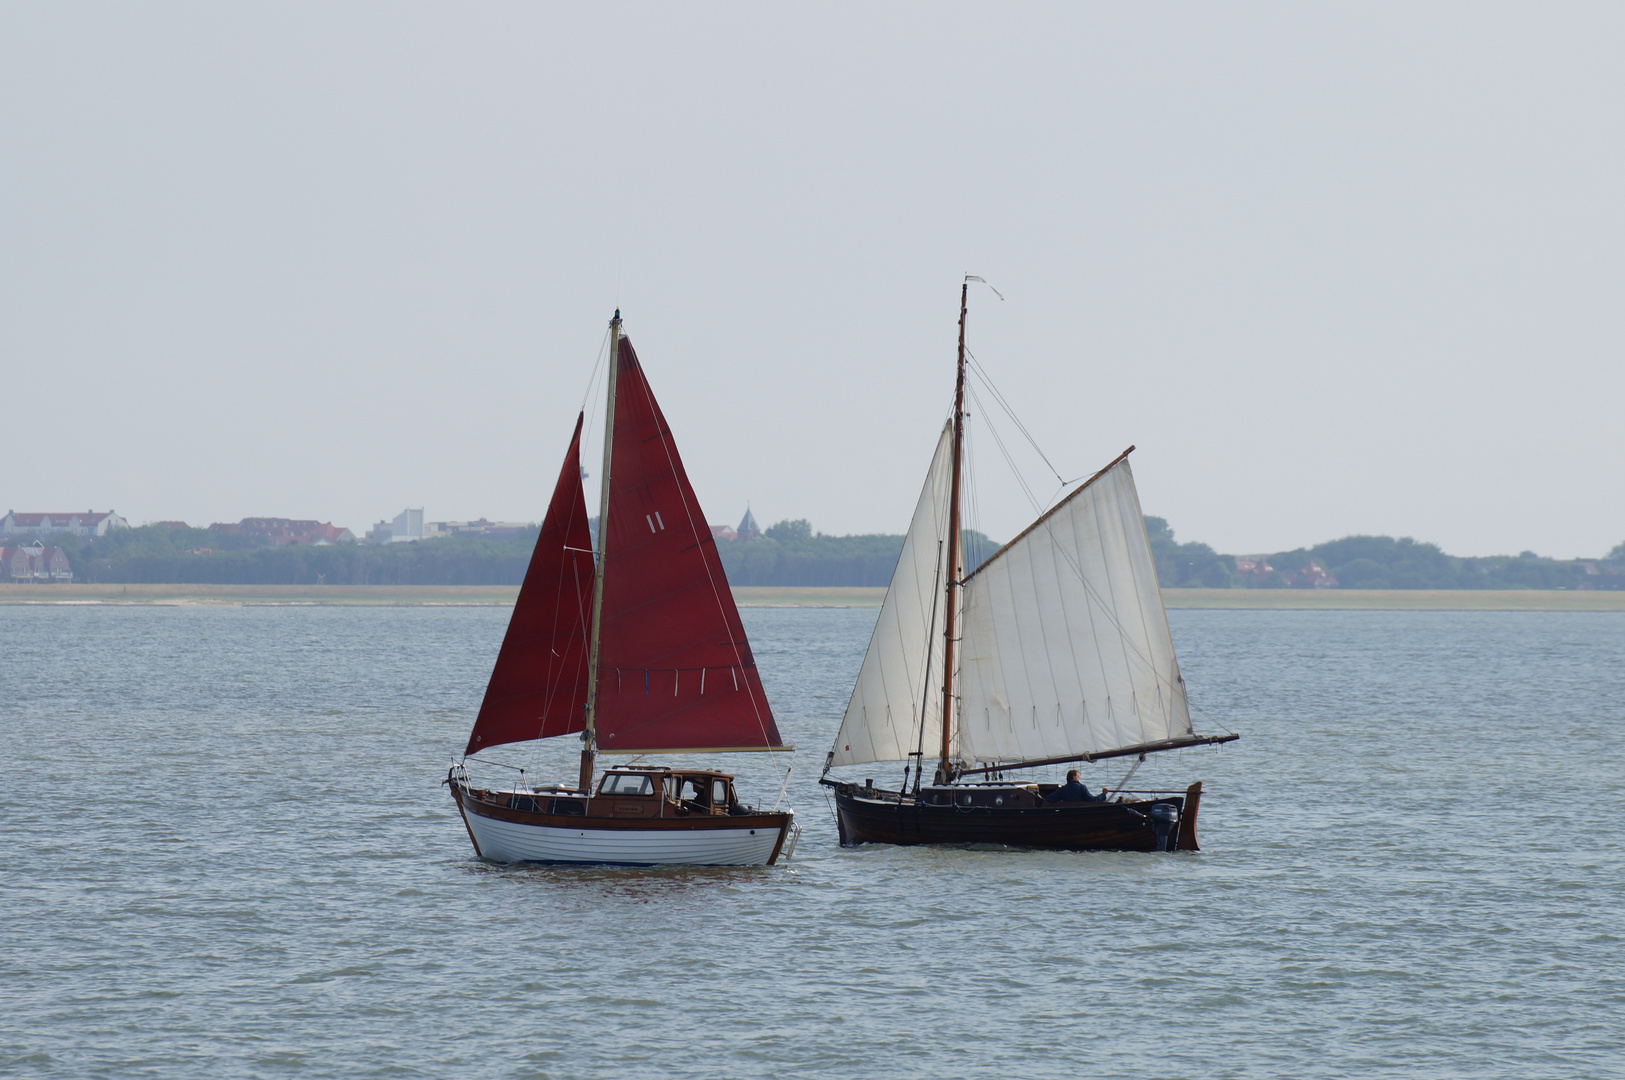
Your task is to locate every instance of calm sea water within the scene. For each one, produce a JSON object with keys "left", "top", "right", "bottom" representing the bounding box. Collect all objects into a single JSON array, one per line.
[{"left": 2, "top": 604, "right": 1621, "bottom": 1079}]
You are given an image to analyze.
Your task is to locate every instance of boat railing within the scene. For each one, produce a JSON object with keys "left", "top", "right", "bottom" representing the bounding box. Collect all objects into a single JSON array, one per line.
[{"left": 453, "top": 757, "right": 575, "bottom": 797}]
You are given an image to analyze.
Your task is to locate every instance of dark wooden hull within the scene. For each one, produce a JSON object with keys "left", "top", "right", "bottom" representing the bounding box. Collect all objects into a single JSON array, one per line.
[{"left": 828, "top": 782, "right": 1204, "bottom": 852}]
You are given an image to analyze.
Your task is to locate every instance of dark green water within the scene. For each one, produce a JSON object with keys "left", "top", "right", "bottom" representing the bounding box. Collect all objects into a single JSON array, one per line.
[{"left": 2, "top": 606, "right": 1620, "bottom": 1078}]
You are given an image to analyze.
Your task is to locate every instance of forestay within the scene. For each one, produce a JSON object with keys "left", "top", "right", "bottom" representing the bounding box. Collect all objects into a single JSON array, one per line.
[
  {"left": 827, "top": 423, "right": 955, "bottom": 769},
  {"left": 465, "top": 414, "right": 595, "bottom": 756},
  {"left": 954, "top": 455, "right": 1192, "bottom": 764}
]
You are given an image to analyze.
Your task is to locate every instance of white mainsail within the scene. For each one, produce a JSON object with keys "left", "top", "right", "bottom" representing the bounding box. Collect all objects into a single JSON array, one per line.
[
  {"left": 826, "top": 422, "right": 955, "bottom": 769},
  {"left": 954, "top": 455, "right": 1192, "bottom": 765}
]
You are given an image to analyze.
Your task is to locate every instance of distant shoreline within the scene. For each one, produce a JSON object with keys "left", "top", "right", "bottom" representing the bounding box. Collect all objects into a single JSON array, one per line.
[
  {"left": 3, "top": 583, "right": 1623, "bottom": 610},
  {"left": 3, "top": 584, "right": 1625, "bottom": 610},
  {"left": 1159, "top": 588, "right": 1625, "bottom": 611},
  {"left": 0, "top": 583, "right": 889, "bottom": 607}
]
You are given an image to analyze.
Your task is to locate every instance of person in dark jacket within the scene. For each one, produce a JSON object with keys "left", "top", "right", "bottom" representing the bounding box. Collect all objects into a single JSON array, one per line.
[{"left": 1046, "top": 769, "right": 1105, "bottom": 804}]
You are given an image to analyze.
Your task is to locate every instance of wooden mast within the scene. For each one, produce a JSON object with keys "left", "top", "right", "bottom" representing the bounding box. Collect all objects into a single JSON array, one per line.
[
  {"left": 579, "top": 309, "right": 621, "bottom": 793},
  {"left": 936, "top": 281, "right": 969, "bottom": 784}
]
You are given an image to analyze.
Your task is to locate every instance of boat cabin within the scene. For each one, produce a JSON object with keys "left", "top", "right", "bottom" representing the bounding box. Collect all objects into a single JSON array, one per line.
[
  {"left": 456, "top": 766, "right": 760, "bottom": 822},
  {"left": 587, "top": 767, "right": 745, "bottom": 819}
]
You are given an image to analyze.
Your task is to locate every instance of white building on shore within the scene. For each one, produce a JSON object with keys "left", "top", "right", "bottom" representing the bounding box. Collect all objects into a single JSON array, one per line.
[
  {"left": 1, "top": 510, "right": 129, "bottom": 540},
  {"left": 367, "top": 509, "right": 533, "bottom": 543},
  {"left": 366, "top": 508, "right": 424, "bottom": 544}
]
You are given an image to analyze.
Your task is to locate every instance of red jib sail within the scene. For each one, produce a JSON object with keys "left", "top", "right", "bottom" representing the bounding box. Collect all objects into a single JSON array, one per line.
[
  {"left": 465, "top": 414, "right": 596, "bottom": 755},
  {"left": 594, "top": 336, "right": 788, "bottom": 752}
]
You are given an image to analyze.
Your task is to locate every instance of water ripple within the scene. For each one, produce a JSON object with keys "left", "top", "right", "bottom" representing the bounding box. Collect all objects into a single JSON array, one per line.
[{"left": 1, "top": 606, "right": 1622, "bottom": 1078}]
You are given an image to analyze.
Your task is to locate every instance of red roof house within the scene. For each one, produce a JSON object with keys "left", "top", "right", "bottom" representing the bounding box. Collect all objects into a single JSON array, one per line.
[
  {"left": 208, "top": 518, "right": 356, "bottom": 546},
  {"left": 2, "top": 510, "right": 129, "bottom": 539},
  {"left": 0, "top": 543, "right": 72, "bottom": 583}
]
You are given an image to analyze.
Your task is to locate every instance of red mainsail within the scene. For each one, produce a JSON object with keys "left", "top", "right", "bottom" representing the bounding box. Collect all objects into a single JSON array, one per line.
[
  {"left": 593, "top": 337, "right": 787, "bottom": 752},
  {"left": 465, "top": 414, "right": 596, "bottom": 756}
]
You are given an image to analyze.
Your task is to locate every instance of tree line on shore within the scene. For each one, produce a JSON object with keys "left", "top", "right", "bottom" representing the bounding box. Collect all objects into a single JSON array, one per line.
[
  {"left": 1144, "top": 517, "right": 1625, "bottom": 591},
  {"left": 48, "top": 523, "right": 534, "bottom": 586},
  {"left": 26, "top": 518, "right": 1625, "bottom": 590}
]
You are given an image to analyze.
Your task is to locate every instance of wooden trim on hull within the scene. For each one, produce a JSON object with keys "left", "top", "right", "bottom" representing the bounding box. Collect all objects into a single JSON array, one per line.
[
  {"left": 831, "top": 786, "right": 1192, "bottom": 852},
  {"left": 1178, "top": 781, "right": 1202, "bottom": 852},
  {"left": 598, "top": 745, "right": 795, "bottom": 755},
  {"left": 450, "top": 783, "right": 793, "bottom": 866},
  {"left": 451, "top": 787, "right": 485, "bottom": 858}
]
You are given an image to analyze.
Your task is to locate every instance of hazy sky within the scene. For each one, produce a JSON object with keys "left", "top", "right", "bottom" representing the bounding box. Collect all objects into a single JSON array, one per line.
[{"left": 4, "top": 4, "right": 1622, "bottom": 557}]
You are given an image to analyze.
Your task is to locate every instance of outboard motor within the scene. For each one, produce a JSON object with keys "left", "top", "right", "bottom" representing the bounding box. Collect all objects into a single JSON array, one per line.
[{"left": 1148, "top": 803, "right": 1179, "bottom": 852}]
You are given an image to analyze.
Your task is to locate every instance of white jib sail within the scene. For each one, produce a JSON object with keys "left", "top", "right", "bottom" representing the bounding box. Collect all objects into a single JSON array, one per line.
[
  {"left": 826, "top": 422, "right": 955, "bottom": 769},
  {"left": 954, "top": 456, "right": 1192, "bottom": 765}
]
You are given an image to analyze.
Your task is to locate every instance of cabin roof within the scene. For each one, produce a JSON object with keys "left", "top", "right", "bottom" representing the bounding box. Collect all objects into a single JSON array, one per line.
[{"left": 602, "top": 765, "right": 731, "bottom": 777}]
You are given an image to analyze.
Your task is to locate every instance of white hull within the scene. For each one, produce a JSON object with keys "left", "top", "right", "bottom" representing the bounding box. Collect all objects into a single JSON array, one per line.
[{"left": 462, "top": 808, "right": 790, "bottom": 866}]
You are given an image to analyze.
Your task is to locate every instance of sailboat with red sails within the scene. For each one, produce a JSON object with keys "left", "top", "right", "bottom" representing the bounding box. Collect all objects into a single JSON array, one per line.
[
  {"left": 447, "top": 312, "right": 796, "bottom": 865},
  {"left": 819, "top": 279, "right": 1238, "bottom": 852}
]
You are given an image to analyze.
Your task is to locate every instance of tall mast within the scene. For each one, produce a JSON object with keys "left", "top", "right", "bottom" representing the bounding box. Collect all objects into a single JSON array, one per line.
[
  {"left": 937, "top": 281, "right": 968, "bottom": 784},
  {"left": 579, "top": 309, "right": 621, "bottom": 793}
]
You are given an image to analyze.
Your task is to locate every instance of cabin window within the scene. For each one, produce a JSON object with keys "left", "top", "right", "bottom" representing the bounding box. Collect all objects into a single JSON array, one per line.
[
  {"left": 712, "top": 779, "right": 728, "bottom": 805},
  {"left": 600, "top": 773, "right": 654, "bottom": 796}
]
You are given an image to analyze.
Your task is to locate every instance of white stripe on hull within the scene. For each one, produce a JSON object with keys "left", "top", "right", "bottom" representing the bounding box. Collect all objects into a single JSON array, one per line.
[{"left": 464, "top": 810, "right": 788, "bottom": 866}]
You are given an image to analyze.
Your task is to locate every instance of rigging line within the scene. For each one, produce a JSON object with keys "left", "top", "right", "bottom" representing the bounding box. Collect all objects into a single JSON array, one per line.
[
  {"left": 962, "top": 413, "right": 991, "bottom": 578},
  {"left": 962, "top": 415, "right": 980, "bottom": 570},
  {"left": 898, "top": 437, "right": 946, "bottom": 757},
  {"left": 578, "top": 324, "right": 613, "bottom": 413},
  {"left": 966, "top": 380, "right": 1040, "bottom": 516},
  {"left": 963, "top": 348, "right": 1069, "bottom": 488},
  {"left": 537, "top": 437, "right": 595, "bottom": 740},
  {"left": 968, "top": 362, "right": 1076, "bottom": 498},
  {"left": 538, "top": 439, "right": 592, "bottom": 733},
  {"left": 831, "top": 424, "right": 951, "bottom": 773},
  {"left": 963, "top": 348, "right": 1047, "bottom": 470},
  {"left": 908, "top": 541, "right": 945, "bottom": 793},
  {"left": 578, "top": 327, "right": 613, "bottom": 486},
  {"left": 965, "top": 382, "right": 1044, "bottom": 516},
  {"left": 498, "top": 336, "right": 607, "bottom": 750}
]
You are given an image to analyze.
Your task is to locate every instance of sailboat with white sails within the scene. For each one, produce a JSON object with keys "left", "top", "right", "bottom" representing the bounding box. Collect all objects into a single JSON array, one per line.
[
  {"left": 819, "top": 279, "right": 1238, "bottom": 852},
  {"left": 447, "top": 312, "right": 796, "bottom": 866}
]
